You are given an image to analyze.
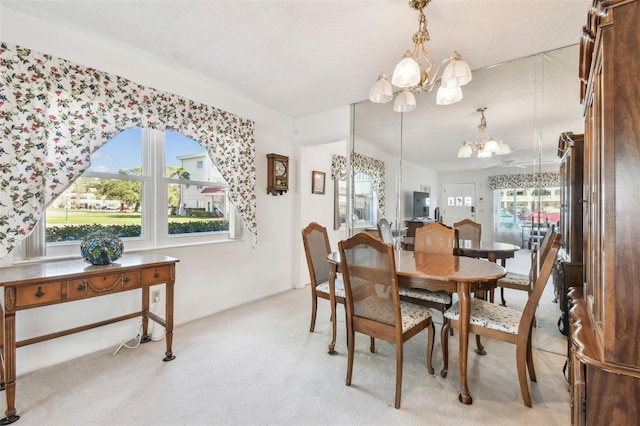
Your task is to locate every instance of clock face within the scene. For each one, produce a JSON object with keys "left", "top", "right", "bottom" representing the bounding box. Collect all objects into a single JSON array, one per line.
[{"left": 275, "top": 161, "right": 286, "bottom": 177}]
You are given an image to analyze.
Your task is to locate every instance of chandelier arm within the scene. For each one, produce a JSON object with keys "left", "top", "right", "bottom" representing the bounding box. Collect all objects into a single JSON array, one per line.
[{"left": 419, "top": 56, "right": 453, "bottom": 91}]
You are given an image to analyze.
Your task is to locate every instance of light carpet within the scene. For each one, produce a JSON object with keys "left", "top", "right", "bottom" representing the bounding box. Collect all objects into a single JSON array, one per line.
[{"left": 6, "top": 249, "right": 571, "bottom": 425}]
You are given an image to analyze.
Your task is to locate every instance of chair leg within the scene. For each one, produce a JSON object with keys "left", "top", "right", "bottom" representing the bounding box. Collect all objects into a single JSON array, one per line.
[
  {"left": 395, "top": 342, "right": 403, "bottom": 409},
  {"left": 474, "top": 334, "right": 486, "bottom": 355},
  {"left": 526, "top": 330, "right": 537, "bottom": 382},
  {"left": 346, "top": 327, "right": 355, "bottom": 387},
  {"left": 310, "top": 295, "right": 318, "bottom": 332},
  {"left": 427, "top": 322, "right": 435, "bottom": 375},
  {"left": 516, "top": 338, "right": 532, "bottom": 407},
  {"left": 440, "top": 319, "right": 450, "bottom": 378},
  {"left": 370, "top": 337, "right": 375, "bottom": 353},
  {"left": 500, "top": 287, "right": 507, "bottom": 306}
]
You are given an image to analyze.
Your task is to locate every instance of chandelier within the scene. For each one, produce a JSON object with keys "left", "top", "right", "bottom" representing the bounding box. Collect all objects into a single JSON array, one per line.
[
  {"left": 457, "top": 107, "right": 511, "bottom": 158},
  {"left": 368, "top": 0, "right": 472, "bottom": 113}
]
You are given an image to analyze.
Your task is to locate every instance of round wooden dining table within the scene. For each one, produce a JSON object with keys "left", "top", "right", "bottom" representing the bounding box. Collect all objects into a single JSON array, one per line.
[
  {"left": 327, "top": 249, "right": 506, "bottom": 404},
  {"left": 455, "top": 239, "right": 520, "bottom": 265}
]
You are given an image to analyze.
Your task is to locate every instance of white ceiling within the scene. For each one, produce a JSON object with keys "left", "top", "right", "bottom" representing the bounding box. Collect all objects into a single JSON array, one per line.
[{"left": 3, "top": 0, "right": 592, "bottom": 172}]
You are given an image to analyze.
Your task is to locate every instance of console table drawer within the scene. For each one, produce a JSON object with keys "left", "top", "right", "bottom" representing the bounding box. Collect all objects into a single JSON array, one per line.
[
  {"left": 142, "top": 265, "right": 172, "bottom": 285},
  {"left": 67, "top": 272, "right": 140, "bottom": 299},
  {"left": 16, "top": 282, "right": 63, "bottom": 307}
]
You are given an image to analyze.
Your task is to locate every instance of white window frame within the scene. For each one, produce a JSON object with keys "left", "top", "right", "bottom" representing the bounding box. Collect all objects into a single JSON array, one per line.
[{"left": 17, "top": 129, "right": 242, "bottom": 261}]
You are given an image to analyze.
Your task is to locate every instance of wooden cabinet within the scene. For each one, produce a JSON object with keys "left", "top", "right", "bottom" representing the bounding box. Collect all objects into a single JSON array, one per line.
[
  {"left": 570, "top": 1, "right": 640, "bottom": 424},
  {"left": 554, "top": 132, "right": 584, "bottom": 335}
]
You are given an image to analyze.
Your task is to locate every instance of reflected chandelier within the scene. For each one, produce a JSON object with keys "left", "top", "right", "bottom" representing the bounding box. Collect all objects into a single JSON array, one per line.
[
  {"left": 368, "top": 0, "right": 472, "bottom": 113},
  {"left": 457, "top": 107, "right": 511, "bottom": 158}
]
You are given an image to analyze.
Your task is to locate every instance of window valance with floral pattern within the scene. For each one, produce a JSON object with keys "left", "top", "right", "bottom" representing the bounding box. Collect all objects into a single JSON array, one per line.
[
  {"left": 331, "top": 153, "right": 385, "bottom": 214},
  {"left": 0, "top": 42, "right": 257, "bottom": 259},
  {"left": 487, "top": 172, "right": 559, "bottom": 190}
]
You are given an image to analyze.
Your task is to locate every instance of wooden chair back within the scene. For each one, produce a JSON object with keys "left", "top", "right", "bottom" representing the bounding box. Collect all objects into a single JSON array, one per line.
[
  {"left": 339, "top": 233, "right": 400, "bottom": 332},
  {"left": 414, "top": 222, "right": 458, "bottom": 254},
  {"left": 377, "top": 218, "right": 394, "bottom": 244},
  {"left": 301, "top": 222, "right": 332, "bottom": 291},
  {"left": 518, "top": 236, "right": 561, "bottom": 337},
  {"left": 454, "top": 218, "right": 481, "bottom": 243}
]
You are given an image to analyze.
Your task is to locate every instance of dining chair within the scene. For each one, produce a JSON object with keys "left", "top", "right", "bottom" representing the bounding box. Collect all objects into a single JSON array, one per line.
[
  {"left": 301, "top": 222, "right": 345, "bottom": 342},
  {"left": 400, "top": 222, "right": 456, "bottom": 357},
  {"left": 453, "top": 218, "right": 497, "bottom": 305},
  {"left": 441, "top": 235, "right": 561, "bottom": 407},
  {"left": 377, "top": 217, "right": 394, "bottom": 245},
  {"left": 497, "top": 226, "right": 556, "bottom": 307},
  {"left": 453, "top": 218, "right": 481, "bottom": 243},
  {"left": 338, "top": 232, "right": 435, "bottom": 409}
]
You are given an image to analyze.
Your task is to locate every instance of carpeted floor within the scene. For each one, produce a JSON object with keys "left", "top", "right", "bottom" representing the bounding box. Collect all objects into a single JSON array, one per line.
[{"left": 6, "top": 249, "right": 571, "bottom": 425}]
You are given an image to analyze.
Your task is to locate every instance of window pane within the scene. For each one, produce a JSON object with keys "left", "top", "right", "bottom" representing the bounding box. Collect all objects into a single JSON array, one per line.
[
  {"left": 45, "top": 177, "right": 142, "bottom": 242},
  {"left": 494, "top": 185, "right": 560, "bottom": 247},
  {"left": 353, "top": 173, "right": 375, "bottom": 228},
  {"left": 165, "top": 132, "right": 229, "bottom": 235},
  {"left": 165, "top": 132, "right": 224, "bottom": 184},
  {"left": 87, "top": 128, "right": 142, "bottom": 173},
  {"left": 167, "top": 183, "right": 229, "bottom": 234},
  {"left": 334, "top": 179, "right": 347, "bottom": 230}
]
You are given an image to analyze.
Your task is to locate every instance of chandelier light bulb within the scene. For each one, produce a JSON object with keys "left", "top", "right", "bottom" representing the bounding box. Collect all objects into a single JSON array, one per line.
[
  {"left": 441, "top": 54, "right": 473, "bottom": 89},
  {"left": 436, "top": 85, "right": 463, "bottom": 105},
  {"left": 391, "top": 54, "right": 421, "bottom": 88},
  {"left": 393, "top": 90, "right": 417, "bottom": 113},
  {"left": 369, "top": 74, "right": 393, "bottom": 103}
]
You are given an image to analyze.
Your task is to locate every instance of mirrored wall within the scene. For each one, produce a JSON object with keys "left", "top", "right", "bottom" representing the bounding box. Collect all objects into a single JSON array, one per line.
[{"left": 348, "top": 44, "right": 584, "bottom": 245}]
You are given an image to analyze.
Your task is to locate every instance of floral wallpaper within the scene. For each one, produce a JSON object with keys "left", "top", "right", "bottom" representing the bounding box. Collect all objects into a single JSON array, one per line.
[
  {"left": 487, "top": 172, "right": 559, "bottom": 190},
  {"left": 0, "top": 42, "right": 256, "bottom": 258},
  {"left": 332, "top": 153, "right": 386, "bottom": 214}
]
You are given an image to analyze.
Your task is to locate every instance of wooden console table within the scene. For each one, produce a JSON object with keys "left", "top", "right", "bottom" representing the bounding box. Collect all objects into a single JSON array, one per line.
[{"left": 0, "top": 253, "right": 179, "bottom": 424}]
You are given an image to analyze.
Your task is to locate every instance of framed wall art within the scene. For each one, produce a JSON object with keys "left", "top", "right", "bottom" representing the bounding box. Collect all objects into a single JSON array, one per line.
[{"left": 312, "top": 170, "right": 326, "bottom": 194}]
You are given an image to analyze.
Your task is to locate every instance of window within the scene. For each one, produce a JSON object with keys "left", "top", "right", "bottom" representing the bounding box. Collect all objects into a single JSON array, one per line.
[
  {"left": 19, "top": 128, "right": 240, "bottom": 259},
  {"left": 334, "top": 172, "right": 377, "bottom": 231},
  {"left": 494, "top": 184, "right": 560, "bottom": 246}
]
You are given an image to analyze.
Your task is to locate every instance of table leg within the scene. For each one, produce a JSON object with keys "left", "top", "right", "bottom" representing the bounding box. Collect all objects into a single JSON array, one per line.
[
  {"left": 457, "top": 282, "right": 473, "bottom": 405},
  {"left": 140, "top": 286, "right": 151, "bottom": 343},
  {"left": 499, "top": 259, "right": 507, "bottom": 306},
  {"left": 327, "top": 265, "right": 338, "bottom": 355},
  {"left": 163, "top": 281, "right": 176, "bottom": 362},
  {"left": 1, "top": 310, "right": 19, "bottom": 424}
]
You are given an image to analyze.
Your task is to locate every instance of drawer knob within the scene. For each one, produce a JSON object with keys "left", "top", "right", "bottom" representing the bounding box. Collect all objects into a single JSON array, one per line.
[
  {"left": 35, "top": 286, "right": 45, "bottom": 298},
  {"left": 77, "top": 283, "right": 87, "bottom": 293},
  {"left": 153, "top": 270, "right": 160, "bottom": 278}
]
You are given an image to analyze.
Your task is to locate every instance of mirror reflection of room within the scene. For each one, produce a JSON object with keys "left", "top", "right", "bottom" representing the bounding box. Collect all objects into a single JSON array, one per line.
[{"left": 352, "top": 44, "right": 582, "bottom": 246}]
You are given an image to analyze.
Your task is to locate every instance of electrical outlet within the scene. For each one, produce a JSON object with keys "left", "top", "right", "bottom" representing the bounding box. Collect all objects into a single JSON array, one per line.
[{"left": 151, "top": 290, "right": 161, "bottom": 303}]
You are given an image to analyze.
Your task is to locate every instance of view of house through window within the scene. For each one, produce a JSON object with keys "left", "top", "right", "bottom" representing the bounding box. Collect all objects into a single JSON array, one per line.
[
  {"left": 20, "top": 128, "right": 236, "bottom": 258},
  {"left": 494, "top": 185, "right": 561, "bottom": 247}
]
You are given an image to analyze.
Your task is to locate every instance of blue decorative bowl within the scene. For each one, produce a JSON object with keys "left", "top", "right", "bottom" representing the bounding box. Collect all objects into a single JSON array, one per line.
[{"left": 80, "top": 232, "right": 124, "bottom": 265}]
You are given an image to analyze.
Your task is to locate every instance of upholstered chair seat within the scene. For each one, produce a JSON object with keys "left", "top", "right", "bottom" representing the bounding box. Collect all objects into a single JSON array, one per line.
[
  {"left": 398, "top": 288, "right": 452, "bottom": 305},
  {"left": 445, "top": 298, "right": 522, "bottom": 334},
  {"left": 316, "top": 275, "right": 346, "bottom": 299}
]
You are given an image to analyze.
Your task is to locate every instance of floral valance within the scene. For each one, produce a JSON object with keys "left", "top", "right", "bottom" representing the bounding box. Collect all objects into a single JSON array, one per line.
[
  {"left": 487, "top": 172, "right": 560, "bottom": 190},
  {"left": 0, "top": 42, "right": 256, "bottom": 258},
  {"left": 331, "top": 153, "right": 385, "bottom": 214}
]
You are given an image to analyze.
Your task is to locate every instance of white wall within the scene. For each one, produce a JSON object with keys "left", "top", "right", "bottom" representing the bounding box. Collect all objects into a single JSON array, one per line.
[
  {"left": 295, "top": 107, "right": 350, "bottom": 288},
  {"left": 2, "top": 7, "right": 305, "bottom": 375},
  {"left": 401, "top": 159, "right": 440, "bottom": 222}
]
